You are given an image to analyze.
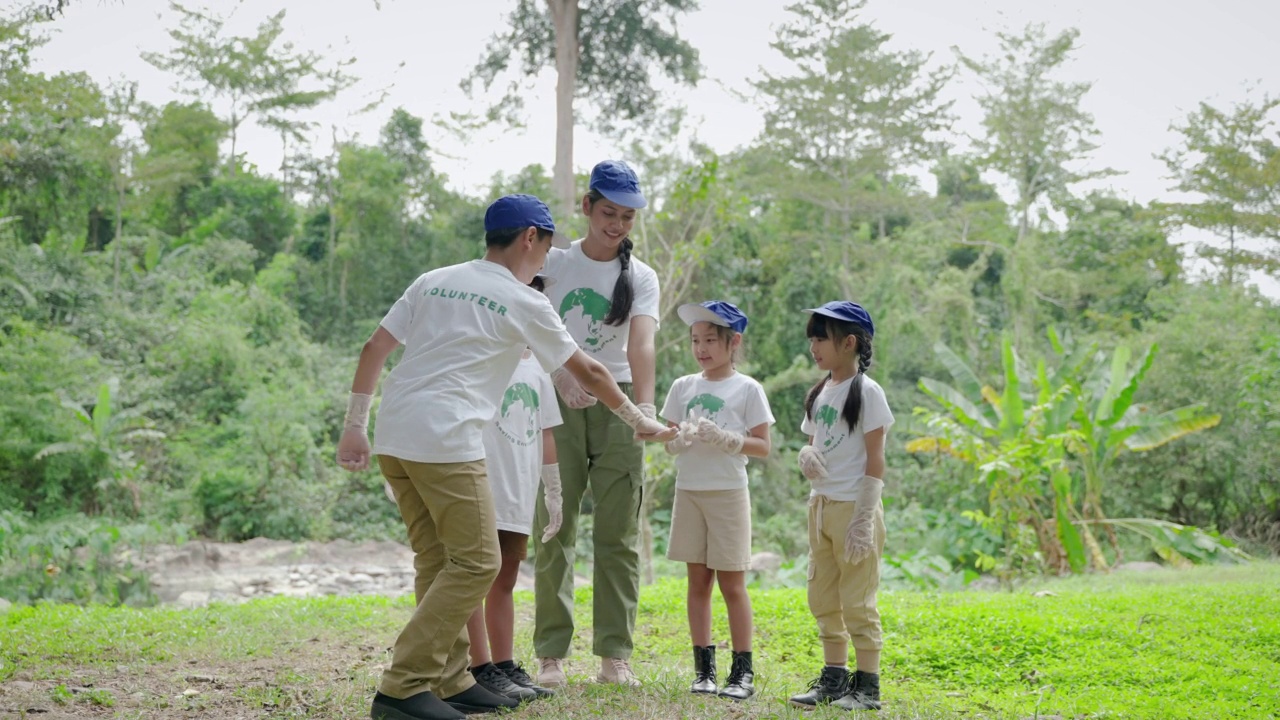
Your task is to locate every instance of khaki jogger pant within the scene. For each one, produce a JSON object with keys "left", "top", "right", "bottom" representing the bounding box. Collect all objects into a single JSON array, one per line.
[
  {"left": 378, "top": 456, "right": 500, "bottom": 700},
  {"left": 807, "top": 495, "right": 886, "bottom": 662},
  {"left": 532, "top": 383, "right": 644, "bottom": 660}
]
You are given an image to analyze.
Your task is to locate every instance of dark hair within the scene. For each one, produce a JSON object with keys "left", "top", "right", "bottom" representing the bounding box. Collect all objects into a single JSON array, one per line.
[
  {"left": 529, "top": 276, "right": 546, "bottom": 292},
  {"left": 485, "top": 226, "right": 553, "bottom": 248},
  {"left": 689, "top": 323, "right": 745, "bottom": 364},
  {"left": 586, "top": 188, "right": 634, "bottom": 327},
  {"left": 803, "top": 314, "right": 874, "bottom": 434}
]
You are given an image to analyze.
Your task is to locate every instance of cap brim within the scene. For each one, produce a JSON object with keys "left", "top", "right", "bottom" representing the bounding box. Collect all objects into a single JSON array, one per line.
[
  {"left": 677, "top": 304, "right": 729, "bottom": 328},
  {"left": 551, "top": 232, "right": 573, "bottom": 249},
  {"left": 597, "top": 189, "right": 647, "bottom": 209}
]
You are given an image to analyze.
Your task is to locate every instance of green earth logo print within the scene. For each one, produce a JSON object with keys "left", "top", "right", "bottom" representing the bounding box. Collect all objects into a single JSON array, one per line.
[
  {"left": 685, "top": 393, "right": 725, "bottom": 423},
  {"left": 559, "top": 288, "right": 617, "bottom": 354},
  {"left": 497, "top": 383, "right": 540, "bottom": 447},
  {"left": 816, "top": 404, "right": 845, "bottom": 454}
]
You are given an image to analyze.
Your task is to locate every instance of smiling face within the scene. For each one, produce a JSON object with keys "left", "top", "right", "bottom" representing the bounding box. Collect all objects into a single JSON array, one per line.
[
  {"left": 582, "top": 194, "right": 637, "bottom": 251},
  {"left": 807, "top": 315, "right": 857, "bottom": 373},
  {"left": 690, "top": 321, "right": 738, "bottom": 374}
]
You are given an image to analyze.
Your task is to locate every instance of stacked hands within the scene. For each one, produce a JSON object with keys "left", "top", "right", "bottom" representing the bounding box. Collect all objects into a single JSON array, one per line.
[{"left": 664, "top": 410, "right": 746, "bottom": 456}]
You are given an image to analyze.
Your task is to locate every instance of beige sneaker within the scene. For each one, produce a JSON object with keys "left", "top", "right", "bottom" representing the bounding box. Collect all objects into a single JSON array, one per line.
[
  {"left": 597, "top": 656, "right": 641, "bottom": 687},
  {"left": 538, "top": 657, "right": 567, "bottom": 688}
]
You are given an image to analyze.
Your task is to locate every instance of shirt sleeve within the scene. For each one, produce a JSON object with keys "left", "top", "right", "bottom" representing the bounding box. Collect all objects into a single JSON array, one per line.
[
  {"left": 630, "top": 263, "right": 661, "bottom": 321},
  {"left": 800, "top": 410, "right": 815, "bottom": 437},
  {"left": 379, "top": 275, "right": 424, "bottom": 341},
  {"left": 520, "top": 292, "right": 580, "bottom": 373},
  {"left": 861, "top": 379, "right": 895, "bottom": 433},
  {"left": 539, "top": 372, "right": 563, "bottom": 429},
  {"left": 659, "top": 377, "right": 686, "bottom": 425},
  {"left": 744, "top": 380, "right": 776, "bottom": 430}
]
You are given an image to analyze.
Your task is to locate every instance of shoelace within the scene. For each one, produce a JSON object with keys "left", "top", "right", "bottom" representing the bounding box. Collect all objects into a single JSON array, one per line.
[
  {"left": 507, "top": 664, "right": 535, "bottom": 686},
  {"left": 477, "top": 664, "right": 520, "bottom": 692},
  {"left": 725, "top": 657, "right": 751, "bottom": 686},
  {"left": 608, "top": 658, "right": 634, "bottom": 677}
]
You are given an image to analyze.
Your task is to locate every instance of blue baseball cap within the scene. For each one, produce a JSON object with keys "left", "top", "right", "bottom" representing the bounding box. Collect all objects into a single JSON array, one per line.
[
  {"left": 803, "top": 301, "right": 874, "bottom": 336},
  {"left": 483, "top": 193, "right": 570, "bottom": 245},
  {"left": 678, "top": 300, "right": 749, "bottom": 334},
  {"left": 589, "top": 160, "right": 647, "bottom": 209}
]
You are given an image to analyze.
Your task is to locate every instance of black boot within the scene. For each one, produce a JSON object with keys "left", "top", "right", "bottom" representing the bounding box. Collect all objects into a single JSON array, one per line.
[
  {"left": 370, "top": 691, "right": 465, "bottom": 720},
  {"left": 441, "top": 682, "right": 520, "bottom": 714},
  {"left": 717, "top": 651, "right": 754, "bottom": 701},
  {"left": 788, "top": 665, "right": 850, "bottom": 708},
  {"left": 690, "top": 645, "right": 717, "bottom": 694},
  {"left": 833, "top": 670, "right": 882, "bottom": 711},
  {"left": 469, "top": 662, "right": 538, "bottom": 702},
  {"left": 495, "top": 660, "right": 554, "bottom": 698}
]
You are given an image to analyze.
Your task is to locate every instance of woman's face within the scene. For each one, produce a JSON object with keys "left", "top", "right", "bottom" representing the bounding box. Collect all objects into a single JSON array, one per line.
[{"left": 582, "top": 195, "right": 637, "bottom": 248}]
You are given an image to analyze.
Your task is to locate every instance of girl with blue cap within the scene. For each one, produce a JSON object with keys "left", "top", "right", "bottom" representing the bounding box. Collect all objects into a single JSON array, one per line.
[
  {"left": 532, "top": 160, "right": 662, "bottom": 688},
  {"left": 788, "top": 301, "right": 893, "bottom": 712},
  {"left": 660, "top": 300, "right": 774, "bottom": 700}
]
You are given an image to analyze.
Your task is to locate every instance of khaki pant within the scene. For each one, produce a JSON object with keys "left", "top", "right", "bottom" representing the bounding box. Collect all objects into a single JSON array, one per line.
[
  {"left": 533, "top": 384, "right": 644, "bottom": 659},
  {"left": 378, "top": 456, "right": 500, "bottom": 700},
  {"left": 807, "top": 495, "right": 886, "bottom": 660}
]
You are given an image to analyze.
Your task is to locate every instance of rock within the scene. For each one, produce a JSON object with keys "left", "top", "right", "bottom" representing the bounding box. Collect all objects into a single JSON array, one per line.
[
  {"left": 1031, "top": 590, "right": 1057, "bottom": 598},
  {"left": 349, "top": 573, "right": 374, "bottom": 585},
  {"left": 1115, "top": 561, "right": 1164, "bottom": 573},
  {"left": 966, "top": 575, "right": 1001, "bottom": 592},
  {"left": 0, "top": 597, "right": 11, "bottom": 612},
  {"left": 750, "top": 551, "right": 783, "bottom": 573},
  {"left": 175, "top": 591, "right": 210, "bottom": 609},
  {"left": 6, "top": 680, "right": 36, "bottom": 692}
]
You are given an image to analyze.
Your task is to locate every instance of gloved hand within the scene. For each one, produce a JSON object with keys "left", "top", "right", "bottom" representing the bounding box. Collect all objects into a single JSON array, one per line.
[
  {"left": 843, "top": 475, "right": 884, "bottom": 564},
  {"left": 693, "top": 416, "right": 745, "bottom": 455},
  {"left": 638, "top": 402, "right": 657, "bottom": 420},
  {"left": 541, "top": 463, "right": 564, "bottom": 543},
  {"left": 612, "top": 400, "right": 678, "bottom": 441},
  {"left": 797, "top": 445, "right": 827, "bottom": 480},
  {"left": 337, "top": 393, "right": 373, "bottom": 471},
  {"left": 551, "top": 367, "right": 598, "bottom": 409},
  {"left": 664, "top": 420, "right": 697, "bottom": 455}
]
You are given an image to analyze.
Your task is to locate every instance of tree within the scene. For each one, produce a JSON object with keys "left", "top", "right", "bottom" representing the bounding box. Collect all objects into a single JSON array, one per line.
[
  {"left": 752, "top": 0, "right": 953, "bottom": 242},
  {"left": 464, "top": 0, "right": 701, "bottom": 217},
  {"left": 1157, "top": 94, "right": 1280, "bottom": 285},
  {"left": 957, "top": 25, "right": 1116, "bottom": 342},
  {"left": 142, "top": 2, "right": 355, "bottom": 176}
]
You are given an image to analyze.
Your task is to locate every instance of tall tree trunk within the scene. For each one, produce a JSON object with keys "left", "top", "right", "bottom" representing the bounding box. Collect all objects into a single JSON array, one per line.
[{"left": 549, "top": 0, "right": 579, "bottom": 220}]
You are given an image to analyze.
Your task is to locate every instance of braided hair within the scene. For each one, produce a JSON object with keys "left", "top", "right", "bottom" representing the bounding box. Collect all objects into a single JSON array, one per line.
[
  {"left": 803, "top": 314, "right": 874, "bottom": 435},
  {"left": 585, "top": 188, "right": 634, "bottom": 327}
]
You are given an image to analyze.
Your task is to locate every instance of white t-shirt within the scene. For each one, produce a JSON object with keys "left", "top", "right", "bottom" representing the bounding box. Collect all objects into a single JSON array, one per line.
[
  {"left": 541, "top": 240, "right": 660, "bottom": 382},
  {"left": 373, "top": 259, "right": 579, "bottom": 464},
  {"left": 800, "top": 375, "right": 894, "bottom": 500},
  {"left": 483, "top": 354, "right": 563, "bottom": 534},
  {"left": 660, "top": 372, "right": 775, "bottom": 491}
]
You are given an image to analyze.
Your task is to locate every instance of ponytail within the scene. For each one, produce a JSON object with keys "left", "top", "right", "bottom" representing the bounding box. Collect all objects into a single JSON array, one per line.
[{"left": 604, "top": 237, "right": 634, "bottom": 326}]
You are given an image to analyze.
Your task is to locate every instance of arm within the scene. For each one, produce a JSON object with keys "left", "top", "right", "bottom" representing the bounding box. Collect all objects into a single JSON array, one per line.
[
  {"left": 564, "top": 349, "right": 673, "bottom": 440},
  {"left": 741, "top": 423, "right": 772, "bottom": 459},
  {"left": 863, "top": 427, "right": 886, "bottom": 479},
  {"left": 626, "top": 315, "right": 658, "bottom": 406},
  {"left": 337, "top": 326, "right": 402, "bottom": 471},
  {"left": 541, "top": 428, "right": 557, "bottom": 465}
]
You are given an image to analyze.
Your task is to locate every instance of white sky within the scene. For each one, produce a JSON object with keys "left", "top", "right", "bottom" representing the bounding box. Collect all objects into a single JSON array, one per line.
[{"left": 25, "top": 0, "right": 1280, "bottom": 295}]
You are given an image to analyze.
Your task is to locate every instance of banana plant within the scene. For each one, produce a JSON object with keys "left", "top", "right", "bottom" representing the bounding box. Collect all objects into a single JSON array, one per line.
[
  {"left": 35, "top": 378, "right": 166, "bottom": 515},
  {"left": 910, "top": 330, "right": 1230, "bottom": 574}
]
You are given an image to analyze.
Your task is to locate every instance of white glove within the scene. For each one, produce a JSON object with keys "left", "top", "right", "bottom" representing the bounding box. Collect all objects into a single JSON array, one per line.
[
  {"left": 551, "top": 367, "right": 598, "bottom": 409},
  {"left": 337, "top": 393, "right": 373, "bottom": 471},
  {"left": 797, "top": 445, "right": 827, "bottom": 480},
  {"left": 383, "top": 481, "right": 396, "bottom": 503},
  {"left": 693, "top": 416, "right": 745, "bottom": 455},
  {"left": 638, "top": 402, "right": 657, "bottom": 420},
  {"left": 612, "top": 399, "right": 677, "bottom": 440},
  {"left": 541, "top": 463, "right": 564, "bottom": 543},
  {"left": 664, "top": 421, "right": 697, "bottom": 455},
  {"left": 843, "top": 475, "right": 884, "bottom": 564}
]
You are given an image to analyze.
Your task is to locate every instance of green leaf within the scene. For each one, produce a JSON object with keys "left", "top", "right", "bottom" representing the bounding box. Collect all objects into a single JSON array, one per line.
[
  {"left": 919, "top": 377, "right": 994, "bottom": 431},
  {"left": 999, "top": 335, "right": 1024, "bottom": 435},
  {"left": 92, "top": 381, "right": 114, "bottom": 442},
  {"left": 1123, "top": 405, "right": 1222, "bottom": 451},
  {"left": 1052, "top": 470, "right": 1086, "bottom": 573},
  {"left": 1104, "top": 344, "right": 1157, "bottom": 428}
]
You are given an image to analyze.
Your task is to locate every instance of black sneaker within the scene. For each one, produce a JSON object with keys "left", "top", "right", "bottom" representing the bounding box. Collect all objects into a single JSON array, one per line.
[
  {"left": 833, "top": 670, "right": 881, "bottom": 711},
  {"left": 370, "top": 690, "right": 465, "bottom": 720},
  {"left": 788, "top": 665, "right": 850, "bottom": 708},
  {"left": 497, "top": 661, "right": 554, "bottom": 698},
  {"left": 470, "top": 663, "right": 538, "bottom": 702},
  {"left": 442, "top": 682, "right": 521, "bottom": 714}
]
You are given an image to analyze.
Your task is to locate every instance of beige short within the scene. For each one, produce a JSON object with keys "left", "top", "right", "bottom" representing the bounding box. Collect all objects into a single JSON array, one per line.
[{"left": 666, "top": 487, "right": 752, "bottom": 571}]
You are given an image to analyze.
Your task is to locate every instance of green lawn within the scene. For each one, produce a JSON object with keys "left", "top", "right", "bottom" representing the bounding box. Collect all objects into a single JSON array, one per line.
[{"left": 1, "top": 563, "right": 1278, "bottom": 719}]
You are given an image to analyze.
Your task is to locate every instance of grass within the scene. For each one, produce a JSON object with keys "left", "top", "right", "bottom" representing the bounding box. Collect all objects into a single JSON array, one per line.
[{"left": 1, "top": 563, "right": 1278, "bottom": 719}]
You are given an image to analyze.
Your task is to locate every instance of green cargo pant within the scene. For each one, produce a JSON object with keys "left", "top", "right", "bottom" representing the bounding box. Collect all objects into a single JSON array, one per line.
[
  {"left": 533, "top": 384, "right": 644, "bottom": 659},
  {"left": 378, "top": 456, "right": 499, "bottom": 700}
]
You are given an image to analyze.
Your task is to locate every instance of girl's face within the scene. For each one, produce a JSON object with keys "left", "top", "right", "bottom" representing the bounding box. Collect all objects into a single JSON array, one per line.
[
  {"left": 582, "top": 196, "right": 636, "bottom": 249},
  {"left": 690, "top": 322, "right": 737, "bottom": 373},
  {"left": 809, "top": 327, "right": 856, "bottom": 372}
]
